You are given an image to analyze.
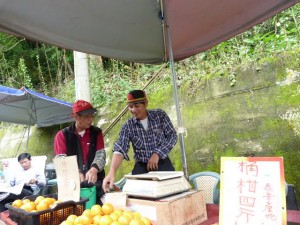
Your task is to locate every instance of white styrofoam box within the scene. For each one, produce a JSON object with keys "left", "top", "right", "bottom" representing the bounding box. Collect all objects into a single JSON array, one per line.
[{"left": 123, "top": 171, "right": 191, "bottom": 198}]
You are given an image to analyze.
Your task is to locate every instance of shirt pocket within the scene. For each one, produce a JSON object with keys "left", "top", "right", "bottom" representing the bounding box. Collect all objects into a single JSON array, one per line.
[
  {"left": 131, "top": 136, "right": 144, "bottom": 149},
  {"left": 153, "top": 129, "right": 164, "bottom": 146}
]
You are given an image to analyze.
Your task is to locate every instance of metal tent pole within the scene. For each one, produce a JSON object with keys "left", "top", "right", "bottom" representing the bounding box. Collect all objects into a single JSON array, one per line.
[
  {"left": 165, "top": 25, "right": 188, "bottom": 179},
  {"left": 26, "top": 125, "right": 30, "bottom": 152}
]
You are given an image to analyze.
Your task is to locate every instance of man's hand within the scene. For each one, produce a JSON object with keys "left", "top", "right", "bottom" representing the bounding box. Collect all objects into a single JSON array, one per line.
[
  {"left": 102, "top": 173, "right": 115, "bottom": 193},
  {"left": 28, "top": 178, "right": 36, "bottom": 184},
  {"left": 147, "top": 153, "right": 159, "bottom": 171},
  {"left": 102, "top": 153, "right": 123, "bottom": 192},
  {"left": 79, "top": 172, "right": 85, "bottom": 182},
  {"left": 85, "top": 167, "right": 98, "bottom": 183}
]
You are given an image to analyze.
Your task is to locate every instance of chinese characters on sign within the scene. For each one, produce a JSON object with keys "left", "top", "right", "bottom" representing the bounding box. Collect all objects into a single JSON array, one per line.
[{"left": 220, "top": 157, "right": 287, "bottom": 225}]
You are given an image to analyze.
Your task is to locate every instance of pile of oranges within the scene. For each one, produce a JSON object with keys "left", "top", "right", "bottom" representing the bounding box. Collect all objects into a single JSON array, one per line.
[
  {"left": 12, "top": 196, "right": 59, "bottom": 212},
  {"left": 12, "top": 197, "right": 152, "bottom": 225},
  {"left": 60, "top": 202, "right": 152, "bottom": 225}
]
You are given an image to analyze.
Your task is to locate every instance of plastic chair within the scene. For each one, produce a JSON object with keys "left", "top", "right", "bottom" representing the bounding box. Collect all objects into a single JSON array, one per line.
[
  {"left": 286, "top": 183, "right": 299, "bottom": 210},
  {"left": 189, "top": 171, "right": 220, "bottom": 204}
]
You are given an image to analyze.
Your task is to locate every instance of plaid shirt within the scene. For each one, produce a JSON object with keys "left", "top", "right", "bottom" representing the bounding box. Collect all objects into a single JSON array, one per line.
[{"left": 113, "top": 109, "right": 178, "bottom": 162}]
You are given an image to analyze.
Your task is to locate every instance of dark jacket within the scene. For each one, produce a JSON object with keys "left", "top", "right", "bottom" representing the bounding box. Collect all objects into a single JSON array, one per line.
[{"left": 62, "top": 123, "right": 105, "bottom": 181}]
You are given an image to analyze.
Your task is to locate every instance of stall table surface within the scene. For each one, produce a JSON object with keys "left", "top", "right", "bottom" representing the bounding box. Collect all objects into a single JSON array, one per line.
[{"left": 1, "top": 204, "right": 300, "bottom": 225}]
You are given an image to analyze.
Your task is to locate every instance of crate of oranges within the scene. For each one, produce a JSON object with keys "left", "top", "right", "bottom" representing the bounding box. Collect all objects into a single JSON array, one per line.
[{"left": 5, "top": 194, "right": 87, "bottom": 225}]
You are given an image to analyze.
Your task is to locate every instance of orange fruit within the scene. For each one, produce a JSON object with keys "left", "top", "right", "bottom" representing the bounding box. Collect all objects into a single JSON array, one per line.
[
  {"left": 101, "top": 203, "right": 114, "bottom": 215},
  {"left": 73, "top": 216, "right": 82, "bottom": 225},
  {"left": 99, "top": 215, "right": 113, "bottom": 225},
  {"left": 19, "top": 205, "right": 27, "bottom": 211},
  {"left": 141, "top": 217, "right": 151, "bottom": 225},
  {"left": 118, "top": 215, "right": 131, "bottom": 225},
  {"left": 60, "top": 221, "right": 73, "bottom": 225},
  {"left": 44, "top": 197, "right": 56, "bottom": 205},
  {"left": 110, "top": 212, "right": 120, "bottom": 221},
  {"left": 34, "top": 196, "right": 45, "bottom": 205},
  {"left": 20, "top": 202, "right": 33, "bottom": 212},
  {"left": 129, "top": 219, "right": 144, "bottom": 225},
  {"left": 123, "top": 209, "right": 132, "bottom": 214},
  {"left": 77, "top": 215, "right": 92, "bottom": 225},
  {"left": 22, "top": 199, "right": 30, "bottom": 204},
  {"left": 111, "top": 222, "right": 122, "bottom": 225},
  {"left": 36, "top": 200, "right": 50, "bottom": 211},
  {"left": 92, "top": 214, "right": 102, "bottom": 224},
  {"left": 132, "top": 212, "right": 141, "bottom": 220},
  {"left": 12, "top": 199, "right": 23, "bottom": 208},
  {"left": 129, "top": 219, "right": 145, "bottom": 225},
  {"left": 82, "top": 209, "right": 93, "bottom": 218},
  {"left": 114, "top": 209, "right": 123, "bottom": 216},
  {"left": 27, "top": 202, "right": 36, "bottom": 211},
  {"left": 66, "top": 214, "right": 77, "bottom": 223},
  {"left": 90, "top": 204, "right": 102, "bottom": 216},
  {"left": 123, "top": 211, "right": 134, "bottom": 220}
]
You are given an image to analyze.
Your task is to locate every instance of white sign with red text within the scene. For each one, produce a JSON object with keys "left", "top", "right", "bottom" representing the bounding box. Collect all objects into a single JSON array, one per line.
[{"left": 219, "top": 157, "right": 287, "bottom": 225}]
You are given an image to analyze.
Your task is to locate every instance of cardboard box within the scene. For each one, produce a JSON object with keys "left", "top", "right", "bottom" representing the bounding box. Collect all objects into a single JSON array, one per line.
[
  {"left": 53, "top": 155, "right": 80, "bottom": 202},
  {"left": 127, "top": 190, "right": 207, "bottom": 225}
]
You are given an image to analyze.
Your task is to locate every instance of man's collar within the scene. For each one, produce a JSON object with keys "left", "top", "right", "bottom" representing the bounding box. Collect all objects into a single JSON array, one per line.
[
  {"left": 132, "top": 110, "right": 151, "bottom": 123},
  {"left": 70, "top": 123, "right": 91, "bottom": 135},
  {"left": 78, "top": 130, "right": 85, "bottom": 137}
]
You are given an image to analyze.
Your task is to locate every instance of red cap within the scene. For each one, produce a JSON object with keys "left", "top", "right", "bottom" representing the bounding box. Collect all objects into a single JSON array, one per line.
[{"left": 72, "top": 100, "right": 97, "bottom": 115}]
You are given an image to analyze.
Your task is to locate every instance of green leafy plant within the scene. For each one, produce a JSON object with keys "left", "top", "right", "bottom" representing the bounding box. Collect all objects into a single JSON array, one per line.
[{"left": 17, "top": 57, "right": 32, "bottom": 89}]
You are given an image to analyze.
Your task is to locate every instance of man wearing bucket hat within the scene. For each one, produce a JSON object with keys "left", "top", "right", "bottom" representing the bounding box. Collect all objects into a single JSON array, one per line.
[
  {"left": 102, "top": 90, "right": 178, "bottom": 192},
  {"left": 54, "top": 100, "right": 106, "bottom": 203}
]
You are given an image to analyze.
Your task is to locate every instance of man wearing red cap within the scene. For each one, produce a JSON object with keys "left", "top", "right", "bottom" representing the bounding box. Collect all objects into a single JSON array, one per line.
[
  {"left": 102, "top": 90, "right": 178, "bottom": 192},
  {"left": 54, "top": 100, "right": 106, "bottom": 203}
]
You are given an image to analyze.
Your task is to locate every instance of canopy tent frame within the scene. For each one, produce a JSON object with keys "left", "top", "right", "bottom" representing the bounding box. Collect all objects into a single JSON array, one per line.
[
  {"left": 0, "top": 0, "right": 299, "bottom": 176},
  {"left": 165, "top": 24, "right": 188, "bottom": 178}
]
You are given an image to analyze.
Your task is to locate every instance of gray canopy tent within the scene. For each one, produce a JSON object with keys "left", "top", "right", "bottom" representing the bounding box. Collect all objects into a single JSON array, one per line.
[
  {"left": 0, "top": 0, "right": 299, "bottom": 176},
  {"left": 0, "top": 0, "right": 298, "bottom": 64}
]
